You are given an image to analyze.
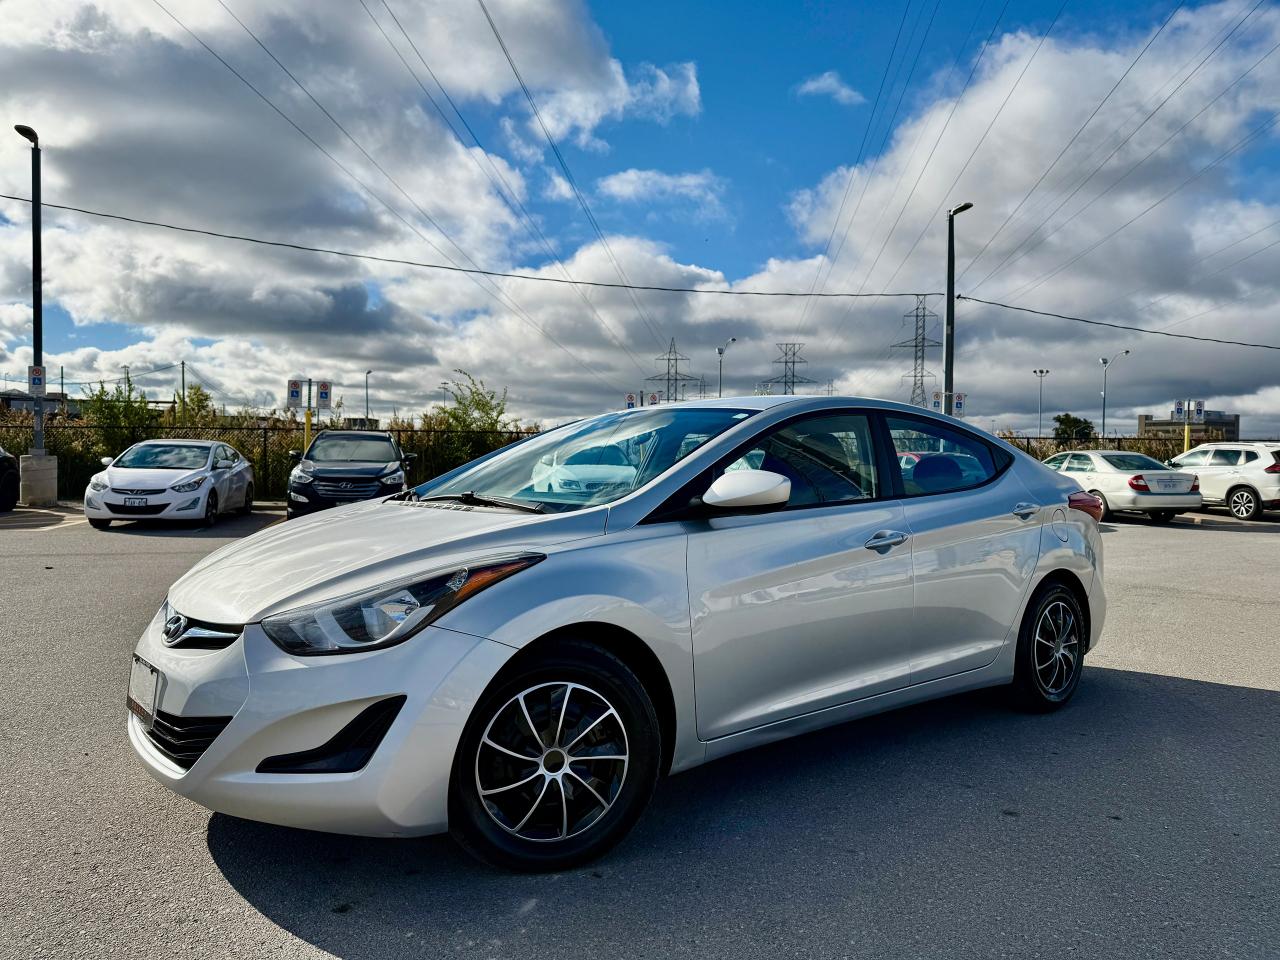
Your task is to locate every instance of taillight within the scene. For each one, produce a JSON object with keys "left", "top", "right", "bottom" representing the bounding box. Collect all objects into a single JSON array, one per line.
[
  {"left": 1266, "top": 462, "right": 1280, "bottom": 474},
  {"left": 1128, "top": 475, "right": 1150, "bottom": 492},
  {"left": 1191, "top": 474, "right": 1200, "bottom": 491},
  {"left": 1068, "top": 490, "right": 1104, "bottom": 523}
]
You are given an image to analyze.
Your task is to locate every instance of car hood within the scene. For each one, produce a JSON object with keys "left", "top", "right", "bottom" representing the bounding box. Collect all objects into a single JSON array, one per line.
[
  {"left": 105, "top": 466, "right": 204, "bottom": 489},
  {"left": 168, "top": 498, "right": 606, "bottom": 624},
  {"left": 299, "top": 459, "right": 399, "bottom": 479}
]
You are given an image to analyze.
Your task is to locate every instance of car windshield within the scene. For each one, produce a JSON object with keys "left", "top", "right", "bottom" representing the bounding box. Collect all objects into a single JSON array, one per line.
[
  {"left": 417, "top": 407, "right": 755, "bottom": 512},
  {"left": 113, "top": 444, "right": 210, "bottom": 469},
  {"left": 307, "top": 436, "right": 399, "bottom": 462},
  {"left": 1102, "top": 454, "right": 1168, "bottom": 471}
]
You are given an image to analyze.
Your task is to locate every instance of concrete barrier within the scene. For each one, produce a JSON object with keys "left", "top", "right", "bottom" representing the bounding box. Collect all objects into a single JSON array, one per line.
[{"left": 20, "top": 453, "right": 58, "bottom": 507}]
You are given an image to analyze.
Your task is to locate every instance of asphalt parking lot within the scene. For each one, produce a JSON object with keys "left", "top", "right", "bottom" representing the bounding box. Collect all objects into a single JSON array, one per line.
[{"left": 2, "top": 506, "right": 1277, "bottom": 959}]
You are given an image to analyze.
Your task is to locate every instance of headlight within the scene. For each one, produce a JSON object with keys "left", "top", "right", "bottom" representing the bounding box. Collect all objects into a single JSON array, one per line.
[
  {"left": 290, "top": 466, "right": 313, "bottom": 484},
  {"left": 170, "top": 476, "right": 206, "bottom": 493},
  {"left": 380, "top": 469, "right": 405, "bottom": 485},
  {"left": 558, "top": 478, "right": 581, "bottom": 489},
  {"left": 89, "top": 474, "right": 109, "bottom": 492},
  {"left": 260, "top": 553, "right": 544, "bottom": 656}
]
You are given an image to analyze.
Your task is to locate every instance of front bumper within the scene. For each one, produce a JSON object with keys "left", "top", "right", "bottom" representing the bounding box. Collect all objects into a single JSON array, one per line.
[
  {"left": 85, "top": 486, "right": 207, "bottom": 520},
  {"left": 1106, "top": 491, "right": 1201, "bottom": 512},
  {"left": 286, "top": 484, "right": 399, "bottom": 517},
  {"left": 127, "top": 610, "right": 515, "bottom": 836}
]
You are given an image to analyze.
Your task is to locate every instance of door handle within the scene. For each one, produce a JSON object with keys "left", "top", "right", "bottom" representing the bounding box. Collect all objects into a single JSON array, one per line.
[
  {"left": 1012, "top": 502, "right": 1040, "bottom": 519},
  {"left": 865, "top": 530, "right": 909, "bottom": 551}
]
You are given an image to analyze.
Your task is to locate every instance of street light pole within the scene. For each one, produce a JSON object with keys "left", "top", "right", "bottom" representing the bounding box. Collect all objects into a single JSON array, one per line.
[
  {"left": 1099, "top": 349, "right": 1130, "bottom": 437},
  {"left": 364, "top": 369, "right": 372, "bottom": 422},
  {"left": 944, "top": 201, "right": 973, "bottom": 416},
  {"left": 15, "top": 125, "right": 42, "bottom": 454},
  {"left": 716, "top": 337, "right": 737, "bottom": 398},
  {"left": 1033, "top": 369, "right": 1050, "bottom": 436}
]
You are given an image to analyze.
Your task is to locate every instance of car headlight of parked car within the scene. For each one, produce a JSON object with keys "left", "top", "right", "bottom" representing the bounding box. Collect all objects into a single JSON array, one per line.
[
  {"left": 170, "top": 476, "right": 207, "bottom": 493},
  {"left": 380, "top": 468, "right": 405, "bottom": 486},
  {"left": 289, "top": 466, "right": 313, "bottom": 484},
  {"left": 260, "top": 553, "right": 544, "bottom": 656},
  {"left": 89, "top": 474, "right": 109, "bottom": 492}
]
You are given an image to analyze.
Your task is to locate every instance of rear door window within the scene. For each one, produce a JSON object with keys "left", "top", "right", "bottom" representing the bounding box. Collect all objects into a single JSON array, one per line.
[
  {"left": 1063, "top": 454, "right": 1093, "bottom": 473},
  {"left": 884, "top": 415, "right": 1007, "bottom": 496}
]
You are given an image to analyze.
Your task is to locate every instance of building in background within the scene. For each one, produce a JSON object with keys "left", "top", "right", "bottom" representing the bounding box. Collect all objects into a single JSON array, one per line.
[
  {"left": 1138, "top": 406, "right": 1240, "bottom": 441},
  {"left": 0, "top": 388, "right": 80, "bottom": 417}
]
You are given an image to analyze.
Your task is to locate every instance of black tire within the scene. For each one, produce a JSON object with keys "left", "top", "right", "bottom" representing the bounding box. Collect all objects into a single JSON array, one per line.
[
  {"left": 1149, "top": 510, "right": 1174, "bottom": 523},
  {"left": 202, "top": 490, "right": 219, "bottom": 527},
  {"left": 88, "top": 518, "right": 112, "bottom": 530},
  {"left": 1011, "top": 581, "right": 1086, "bottom": 713},
  {"left": 1088, "top": 490, "right": 1113, "bottom": 522},
  {"left": 238, "top": 483, "right": 254, "bottom": 516},
  {"left": 0, "top": 473, "right": 17, "bottom": 512},
  {"left": 1227, "top": 485, "right": 1261, "bottom": 521},
  {"left": 449, "top": 638, "right": 662, "bottom": 872}
]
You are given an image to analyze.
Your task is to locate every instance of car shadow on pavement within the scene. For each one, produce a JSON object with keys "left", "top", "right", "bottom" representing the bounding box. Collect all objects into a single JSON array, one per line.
[
  {"left": 93, "top": 512, "right": 282, "bottom": 538},
  {"left": 0, "top": 506, "right": 83, "bottom": 529},
  {"left": 206, "top": 667, "right": 1279, "bottom": 959}
]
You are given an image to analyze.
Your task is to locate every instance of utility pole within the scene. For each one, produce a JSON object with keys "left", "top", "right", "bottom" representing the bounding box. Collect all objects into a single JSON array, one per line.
[
  {"left": 944, "top": 202, "right": 973, "bottom": 416},
  {"left": 305, "top": 378, "right": 313, "bottom": 451},
  {"left": 893, "top": 295, "right": 940, "bottom": 407},
  {"left": 1033, "top": 369, "right": 1050, "bottom": 436},
  {"left": 763, "top": 343, "right": 817, "bottom": 395},
  {"left": 364, "top": 369, "right": 372, "bottom": 423},
  {"left": 180, "top": 360, "right": 186, "bottom": 423},
  {"left": 59, "top": 365, "right": 65, "bottom": 415}
]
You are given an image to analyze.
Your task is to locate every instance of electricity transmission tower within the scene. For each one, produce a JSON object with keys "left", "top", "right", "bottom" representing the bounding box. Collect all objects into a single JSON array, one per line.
[
  {"left": 645, "top": 339, "right": 700, "bottom": 403},
  {"left": 892, "top": 295, "right": 940, "bottom": 407},
  {"left": 762, "top": 342, "right": 817, "bottom": 395}
]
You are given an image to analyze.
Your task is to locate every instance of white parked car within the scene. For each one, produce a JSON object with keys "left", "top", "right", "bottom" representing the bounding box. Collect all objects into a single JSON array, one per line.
[
  {"left": 1168, "top": 442, "right": 1280, "bottom": 520},
  {"left": 85, "top": 439, "right": 254, "bottom": 529},
  {"left": 1041, "top": 449, "right": 1200, "bottom": 522},
  {"left": 127, "top": 398, "right": 1105, "bottom": 871},
  {"left": 532, "top": 443, "right": 638, "bottom": 495}
]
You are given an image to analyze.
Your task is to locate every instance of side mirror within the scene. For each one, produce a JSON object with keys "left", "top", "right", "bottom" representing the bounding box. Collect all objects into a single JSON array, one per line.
[
  {"left": 403, "top": 453, "right": 418, "bottom": 464},
  {"left": 215, "top": 458, "right": 233, "bottom": 470},
  {"left": 701, "top": 469, "right": 790, "bottom": 511},
  {"left": 288, "top": 449, "right": 302, "bottom": 463},
  {"left": 539, "top": 454, "right": 554, "bottom": 466},
  {"left": 100, "top": 456, "right": 114, "bottom": 467}
]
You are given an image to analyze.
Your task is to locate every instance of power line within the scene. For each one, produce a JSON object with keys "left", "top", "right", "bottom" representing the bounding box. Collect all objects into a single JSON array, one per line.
[
  {"left": 957, "top": 295, "right": 1280, "bottom": 350},
  {"left": 0, "top": 194, "right": 940, "bottom": 299},
  {"left": 362, "top": 0, "right": 649, "bottom": 377},
  {"left": 957, "top": 0, "right": 1186, "bottom": 282},
  {"left": 477, "top": 0, "right": 668, "bottom": 350},
  {"left": 970, "top": 0, "right": 1268, "bottom": 294}
]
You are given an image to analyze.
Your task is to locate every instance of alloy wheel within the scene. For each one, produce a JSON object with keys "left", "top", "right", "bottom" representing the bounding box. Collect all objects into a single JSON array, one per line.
[
  {"left": 475, "top": 681, "right": 629, "bottom": 843},
  {"left": 1034, "top": 600, "right": 1080, "bottom": 697},
  {"left": 1230, "top": 489, "right": 1256, "bottom": 519}
]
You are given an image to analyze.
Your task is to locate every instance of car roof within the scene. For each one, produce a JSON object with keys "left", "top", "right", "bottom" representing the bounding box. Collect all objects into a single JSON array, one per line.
[
  {"left": 135, "top": 439, "right": 215, "bottom": 448},
  {"left": 313, "top": 430, "right": 394, "bottom": 439}
]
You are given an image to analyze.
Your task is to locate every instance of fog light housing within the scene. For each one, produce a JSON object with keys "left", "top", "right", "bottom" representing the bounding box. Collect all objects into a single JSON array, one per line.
[
  {"left": 176, "top": 498, "right": 201, "bottom": 511},
  {"left": 290, "top": 491, "right": 309, "bottom": 502},
  {"left": 86, "top": 496, "right": 100, "bottom": 509}
]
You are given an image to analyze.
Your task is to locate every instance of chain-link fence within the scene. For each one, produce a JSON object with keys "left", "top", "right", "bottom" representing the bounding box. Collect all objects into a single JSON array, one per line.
[
  {"left": 998, "top": 435, "right": 1192, "bottom": 463},
  {"left": 0, "top": 424, "right": 530, "bottom": 500}
]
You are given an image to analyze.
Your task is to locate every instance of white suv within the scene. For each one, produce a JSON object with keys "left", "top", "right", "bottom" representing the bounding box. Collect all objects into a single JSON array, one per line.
[{"left": 1169, "top": 442, "right": 1280, "bottom": 520}]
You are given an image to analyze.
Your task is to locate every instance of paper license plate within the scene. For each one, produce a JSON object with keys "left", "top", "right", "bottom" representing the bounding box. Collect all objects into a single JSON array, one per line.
[
  {"left": 125, "top": 497, "right": 148, "bottom": 507},
  {"left": 128, "top": 655, "right": 160, "bottom": 729}
]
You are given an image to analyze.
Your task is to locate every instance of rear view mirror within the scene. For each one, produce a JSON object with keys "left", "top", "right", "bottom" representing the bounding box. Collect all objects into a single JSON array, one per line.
[{"left": 702, "top": 469, "right": 790, "bottom": 510}]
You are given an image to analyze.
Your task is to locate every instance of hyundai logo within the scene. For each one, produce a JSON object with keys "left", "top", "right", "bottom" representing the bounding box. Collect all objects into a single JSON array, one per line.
[
  {"left": 339, "top": 482, "right": 352, "bottom": 489},
  {"left": 162, "top": 613, "right": 188, "bottom": 646}
]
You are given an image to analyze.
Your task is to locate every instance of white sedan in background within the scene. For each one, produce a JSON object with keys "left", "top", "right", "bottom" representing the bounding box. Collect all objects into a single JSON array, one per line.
[
  {"left": 84, "top": 439, "right": 254, "bottom": 529},
  {"left": 1042, "top": 449, "right": 1199, "bottom": 522},
  {"left": 532, "top": 444, "right": 638, "bottom": 496}
]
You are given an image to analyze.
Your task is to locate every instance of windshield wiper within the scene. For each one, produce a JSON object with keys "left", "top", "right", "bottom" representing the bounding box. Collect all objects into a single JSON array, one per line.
[{"left": 415, "top": 491, "right": 543, "bottom": 513}]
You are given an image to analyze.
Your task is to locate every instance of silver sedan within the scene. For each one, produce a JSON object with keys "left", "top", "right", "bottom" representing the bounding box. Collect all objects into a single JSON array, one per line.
[{"left": 128, "top": 397, "right": 1105, "bottom": 871}]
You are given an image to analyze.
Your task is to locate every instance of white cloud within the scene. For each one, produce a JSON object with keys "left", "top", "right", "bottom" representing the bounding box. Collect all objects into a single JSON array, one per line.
[
  {"left": 796, "top": 70, "right": 865, "bottom": 106},
  {"left": 596, "top": 169, "right": 727, "bottom": 221}
]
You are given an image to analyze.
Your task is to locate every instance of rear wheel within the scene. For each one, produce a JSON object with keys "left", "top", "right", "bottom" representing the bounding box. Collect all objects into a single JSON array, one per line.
[
  {"left": 1088, "top": 490, "right": 1113, "bottom": 522},
  {"left": 0, "top": 473, "right": 17, "bottom": 512},
  {"left": 1011, "top": 582, "right": 1085, "bottom": 712},
  {"left": 1228, "top": 486, "right": 1261, "bottom": 521},
  {"left": 88, "top": 518, "right": 111, "bottom": 530},
  {"left": 450, "top": 638, "right": 661, "bottom": 872}
]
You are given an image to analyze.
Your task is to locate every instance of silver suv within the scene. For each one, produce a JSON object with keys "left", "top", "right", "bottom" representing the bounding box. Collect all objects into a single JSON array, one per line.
[{"left": 1169, "top": 442, "right": 1280, "bottom": 519}]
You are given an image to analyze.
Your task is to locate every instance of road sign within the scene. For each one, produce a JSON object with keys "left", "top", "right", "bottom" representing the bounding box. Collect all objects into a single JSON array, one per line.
[
  {"left": 648, "top": 393, "right": 659, "bottom": 405},
  {"left": 1174, "top": 399, "right": 1185, "bottom": 420},
  {"left": 286, "top": 378, "right": 303, "bottom": 409},
  {"left": 625, "top": 393, "right": 636, "bottom": 409},
  {"left": 316, "top": 381, "right": 332, "bottom": 409},
  {"left": 28, "top": 365, "right": 46, "bottom": 397},
  {"left": 954, "top": 392, "right": 966, "bottom": 415},
  {"left": 1193, "top": 399, "right": 1205, "bottom": 422},
  {"left": 932, "top": 391, "right": 941, "bottom": 410}
]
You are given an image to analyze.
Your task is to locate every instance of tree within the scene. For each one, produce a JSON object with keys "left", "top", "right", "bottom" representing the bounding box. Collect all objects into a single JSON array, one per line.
[
  {"left": 412, "top": 371, "right": 530, "bottom": 475},
  {"left": 1052, "top": 412, "right": 1095, "bottom": 441},
  {"left": 81, "top": 378, "right": 155, "bottom": 456}
]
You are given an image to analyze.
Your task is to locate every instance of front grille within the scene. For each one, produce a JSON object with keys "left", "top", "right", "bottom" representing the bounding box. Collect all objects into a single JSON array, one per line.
[
  {"left": 165, "top": 613, "right": 242, "bottom": 650},
  {"left": 313, "top": 479, "right": 382, "bottom": 500},
  {"left": 106, "top": 502, "right": 167, "bottom": 515},
  {"left": 111, "top": 487, "right": 165, "bottom": 495},
  {"left": 145, "top": 710, "right": 232, "bottom": 770}
]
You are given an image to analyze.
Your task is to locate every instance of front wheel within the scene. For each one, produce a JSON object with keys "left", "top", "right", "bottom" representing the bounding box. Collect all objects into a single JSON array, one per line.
[
  {"left": 202, "top": 490, "right": 219, "bottom": 527},
  {"left": 88, "top": 518, "right": 112, "bottom": 530},
  {"left": 1228, "top": 486, "right": 1261, "bottom": 521},
  {"left": 1011, "top": 582, "right": 1085, "bottom": 712},
  {"left": 449, "top": 639, "right": 661, "bottom": 872}
]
